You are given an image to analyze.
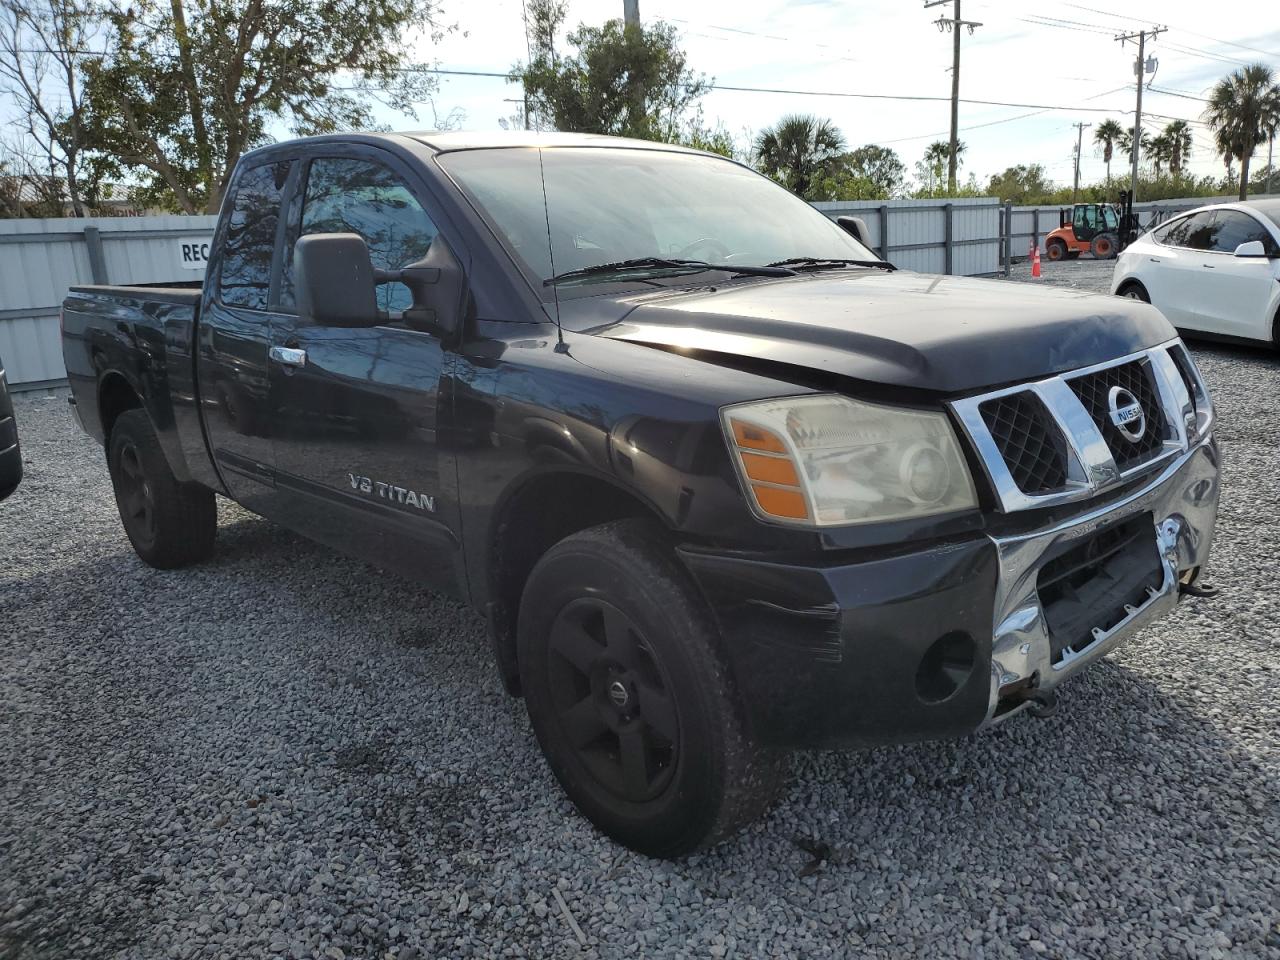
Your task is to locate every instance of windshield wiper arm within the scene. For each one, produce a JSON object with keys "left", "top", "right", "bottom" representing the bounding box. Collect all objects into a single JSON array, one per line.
[
  {"left": 767, "top": 257, "right": 896, "bottom": 272},
  {"left": 544, "top": 257, "right": 796, "bottom": 286}
]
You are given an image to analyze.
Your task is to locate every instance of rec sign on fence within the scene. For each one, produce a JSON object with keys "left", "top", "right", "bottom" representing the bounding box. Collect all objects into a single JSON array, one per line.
[{"left": 176, "top": 238, "right": 214, "bottom": 272}]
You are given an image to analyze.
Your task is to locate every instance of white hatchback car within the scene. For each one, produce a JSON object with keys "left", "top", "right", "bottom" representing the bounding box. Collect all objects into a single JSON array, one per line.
[{"left": 1111, "top": 199, "right": 1280, "bottom": 346}]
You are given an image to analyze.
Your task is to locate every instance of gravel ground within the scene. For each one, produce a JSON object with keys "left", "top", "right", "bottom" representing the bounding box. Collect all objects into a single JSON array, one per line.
[{"left": 2, "top": 260, "right": 1278, "bottom": 959}]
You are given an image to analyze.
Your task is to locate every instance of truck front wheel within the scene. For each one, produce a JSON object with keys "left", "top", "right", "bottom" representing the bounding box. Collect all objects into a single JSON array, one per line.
[
  {"left": 107, "top": 409, "right": 216, "bottom": 568},
  {"left": 517, "top": 519, "right": 786, "bottom": 858}
]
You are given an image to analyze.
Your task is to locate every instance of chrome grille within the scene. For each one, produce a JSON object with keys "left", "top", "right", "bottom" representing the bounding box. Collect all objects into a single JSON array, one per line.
[
  {"left": 979, "top": 393, "right": 1069, "bottom": 494},
  {"left": 949, "top": 340, "right": 1211, "bottom": 514},
  {"left": 1066, "top": 359, "right": 1167, "bottom": 472}
]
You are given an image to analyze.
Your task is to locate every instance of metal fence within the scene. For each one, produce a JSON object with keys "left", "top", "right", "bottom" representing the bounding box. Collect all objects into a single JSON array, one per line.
[
  {"left": 813, "top": 197, "right": 1001, "bottom": 277},
  {"left": 0, "top": 215, "right": 218, "bottom": 390},
  {"left": 2, "top": 192, "right": 1274, "bottom": 389}
]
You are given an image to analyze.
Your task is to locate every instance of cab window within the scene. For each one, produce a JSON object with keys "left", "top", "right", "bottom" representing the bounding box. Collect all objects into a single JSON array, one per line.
[
  {"left": 286, "top": 157, "right": 438, "bottom": 314},
  {"left": 218, "top": 161, "right": 292, "bottom": 310}
]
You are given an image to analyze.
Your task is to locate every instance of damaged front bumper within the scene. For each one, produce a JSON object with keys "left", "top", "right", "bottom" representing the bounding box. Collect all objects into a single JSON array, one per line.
[
  {"left": 983, "top": 432, "right": 1220, "bottom": 725},
  {"left": 681, "top": 433, "right": 1220, "bottom": 750}
]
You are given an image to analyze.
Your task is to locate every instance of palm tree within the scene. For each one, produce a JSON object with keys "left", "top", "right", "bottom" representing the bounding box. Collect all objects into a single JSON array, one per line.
[
  {"left": 1204, "top": 63, "right": 1280, "bottom": 200},
  {"left": 1094, "top": 119, "right": 1124, "bottom": 185},
  {"left": 1118, "top": 126, "right": 1152, "bottom": 167},
  {"left": 1148, "top": 133, "right": 1172, "bottom": 177},
  {"left": 753, "top": 115, "right": 847, "bottom": 200},
  {"left": 919, "top": 140, "right": 966, "bottom": 194},
  {"left": 1162, "top": 120, "right": 1193, "bottom": 177}
]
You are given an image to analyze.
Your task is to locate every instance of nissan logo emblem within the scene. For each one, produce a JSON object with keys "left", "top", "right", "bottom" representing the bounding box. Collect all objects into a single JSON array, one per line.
[
  {"left": 1107, "top": 386, "right": 1146, "bottom": 443},
  {"left": 608, "top": 681, "right": 630, "bottom": 707}
]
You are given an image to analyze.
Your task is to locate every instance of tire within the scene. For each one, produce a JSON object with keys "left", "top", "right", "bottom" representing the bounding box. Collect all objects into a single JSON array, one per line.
[
  {"left": 1118, "top": 281, "right": 1150, "bottom": 303},
  {"left": 1091, "top": 232, "right": 1118, "bottom": 259},
  {"left": 1045, "top": 239, "right": 1067, "bottom": 262},
  {"left": 107, "top": 409, "right": 217, "bottom": 568},
  {"left": 517, "top": 519, "right": 786, "bottom": 858}
]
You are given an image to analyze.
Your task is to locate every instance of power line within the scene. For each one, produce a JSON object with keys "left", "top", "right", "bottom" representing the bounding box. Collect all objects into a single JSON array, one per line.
[{"left": 1061, "top": 2, "right": 1280, "bottom": 60}]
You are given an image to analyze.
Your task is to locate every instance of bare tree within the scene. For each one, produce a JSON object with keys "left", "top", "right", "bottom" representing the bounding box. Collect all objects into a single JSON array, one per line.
[{"left": 0, "top": 0, "right": 98, "bottom": 216}]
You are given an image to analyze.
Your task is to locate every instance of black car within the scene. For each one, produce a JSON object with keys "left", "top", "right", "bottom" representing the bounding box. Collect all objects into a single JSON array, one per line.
[
  {"left": 0, "top": 353, "right": 21, "bottom": 501},
  {"left": 61, "top": 131, "right": 1220, "bottom": 856}
]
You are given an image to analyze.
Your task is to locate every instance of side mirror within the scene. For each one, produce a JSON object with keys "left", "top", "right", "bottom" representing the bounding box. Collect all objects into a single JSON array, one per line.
[
  {"left": 836, "top": 216, "right": 873, "bottom": 248},
  {"left": 1233, "top": 239, "right": 1268, "bottom": 258},
  {"left": 394, "top": 238, "right": 466, "bottom": 339},
  {"left": 294, "top": 233, "right": 380, "bottom": 327}
]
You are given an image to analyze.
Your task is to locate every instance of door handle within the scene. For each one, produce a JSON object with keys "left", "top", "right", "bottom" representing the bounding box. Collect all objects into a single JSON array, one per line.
[
  {"left": 269, "top": 345, "right": 307, "bottom": 368},
  {"left": 1202, "top": 263, "right": 1215, "bottom": 269},
  {"left": 1148, "top": 257, "right": 1161, "bottom": 263}
]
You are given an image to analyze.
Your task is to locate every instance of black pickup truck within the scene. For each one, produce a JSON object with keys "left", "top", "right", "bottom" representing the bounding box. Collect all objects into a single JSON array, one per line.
[
  {"left": 0, "top": 352, "right": 20, "bottom": 501},
  {"left": 62, "top": 131, "right": 1220, "bottom": 857}
]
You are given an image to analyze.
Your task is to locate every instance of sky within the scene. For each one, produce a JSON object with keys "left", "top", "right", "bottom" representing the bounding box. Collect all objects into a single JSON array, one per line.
[{"left": 393, "top": 0, "right": 1280, "bottom": 190}]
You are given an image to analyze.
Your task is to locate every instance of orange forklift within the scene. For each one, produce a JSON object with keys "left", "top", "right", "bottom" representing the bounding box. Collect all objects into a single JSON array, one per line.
[{"left": 1043, "top": 191, "right": 1139, "bottom": 261}]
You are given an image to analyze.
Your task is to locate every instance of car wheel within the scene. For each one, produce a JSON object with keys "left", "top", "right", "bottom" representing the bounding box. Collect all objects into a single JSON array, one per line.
[
  {"left": 517, "top": 519, "right": 786, "bottom": 858},
  {"left": 1045, "top": 240, "right": 1067, "bottom": 262},
  {"left": 1091, "top": 233, "right": 1119, "bottom": 259},
  {"left": 108, "top": 409, "right": 217, "bottom": 568},
  {"left": 1118, "top": 281, "right": 1150, "bottom": 303}
]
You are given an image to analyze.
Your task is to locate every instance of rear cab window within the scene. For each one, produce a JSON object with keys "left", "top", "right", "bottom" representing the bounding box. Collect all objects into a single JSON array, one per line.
[{"left": 218, "top": 161, "right": 292, "bottom": 310}]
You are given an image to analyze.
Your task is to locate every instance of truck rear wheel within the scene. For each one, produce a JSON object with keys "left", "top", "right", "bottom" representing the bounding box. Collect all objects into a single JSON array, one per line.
[
  {"left": 517, "top": 519, "right": 786, "bottom": 858},
  {"left": 1045, "top": 239, "right": 1067, "bottom": 261},
  {"left": 108, "top": 409, "right": 216, "bottom": 569}
]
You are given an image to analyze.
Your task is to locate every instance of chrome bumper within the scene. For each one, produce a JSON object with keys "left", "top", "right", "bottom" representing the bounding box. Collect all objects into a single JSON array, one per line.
[{"left": 982, "top": 433, "right": 1220, "bottom": 726}]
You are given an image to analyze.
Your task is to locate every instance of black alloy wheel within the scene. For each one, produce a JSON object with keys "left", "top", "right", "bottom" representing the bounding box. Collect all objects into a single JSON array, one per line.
[{"left": 546, "top": 597, "right": 679, "bottom": 802}]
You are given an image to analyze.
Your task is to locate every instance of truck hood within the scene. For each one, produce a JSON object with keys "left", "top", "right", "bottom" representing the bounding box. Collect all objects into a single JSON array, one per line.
[{"left": 578, "top": 271, "right": 1174, "bottom": 394}]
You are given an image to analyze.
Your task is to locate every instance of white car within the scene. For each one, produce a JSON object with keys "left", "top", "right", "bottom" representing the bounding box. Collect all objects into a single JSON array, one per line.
[{"left": 1111, "top": 199, "right": 1280, "bottom": 346}]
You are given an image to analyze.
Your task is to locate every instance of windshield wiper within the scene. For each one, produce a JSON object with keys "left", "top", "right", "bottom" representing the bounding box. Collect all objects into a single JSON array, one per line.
[
  {"left": 767, "top": 257, "right": 896, "bottom": 272},
  {"left": 544, "top": 257, "right": 796, "bottom": 286}
]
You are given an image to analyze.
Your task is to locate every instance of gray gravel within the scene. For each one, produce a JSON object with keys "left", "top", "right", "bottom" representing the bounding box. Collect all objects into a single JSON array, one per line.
[{"left": 3, "top": 261, "right": 1279, "bottom": 958}]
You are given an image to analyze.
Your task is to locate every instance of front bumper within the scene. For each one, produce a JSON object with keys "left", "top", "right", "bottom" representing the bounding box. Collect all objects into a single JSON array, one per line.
[{"left": 680, "top": 434, "right": 1220, "bottom": 749}]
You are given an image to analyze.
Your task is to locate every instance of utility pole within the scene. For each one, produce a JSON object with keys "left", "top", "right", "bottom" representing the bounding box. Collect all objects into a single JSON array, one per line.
[
  {"left": 925, "top": 0, "right": 982, "bottom": 195},
  {"left": 1115, "top": 26, "right": 1165, "bottom": 203},
  {"left": 623, "top": 0, "right": 639, "bottom": 26},
  {"left": 1072, "top": 122, "right": 1092, "bottom": 204}
]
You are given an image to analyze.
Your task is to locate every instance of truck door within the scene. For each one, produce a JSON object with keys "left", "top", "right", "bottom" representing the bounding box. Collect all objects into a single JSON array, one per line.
[
  {"left": 197, "top": 158, "right": 297, "bottom": 514},
  {"left": 266, "top": 151, "right": 463, "bottom": 595}
]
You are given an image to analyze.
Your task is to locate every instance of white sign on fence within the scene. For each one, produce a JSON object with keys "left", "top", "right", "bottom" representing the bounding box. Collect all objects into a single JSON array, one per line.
[{"left": 176, "top": 237, "right": 214, "bottom": 272}]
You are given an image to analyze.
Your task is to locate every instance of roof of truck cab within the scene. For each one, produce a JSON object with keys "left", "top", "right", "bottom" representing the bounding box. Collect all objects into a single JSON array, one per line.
[{"left": 401, "top": 130, "right": 704, "bottom": 154}]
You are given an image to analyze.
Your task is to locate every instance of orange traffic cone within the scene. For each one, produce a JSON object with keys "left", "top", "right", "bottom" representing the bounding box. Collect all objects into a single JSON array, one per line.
[{"left": 1031, "top": 245, "right": 1042, "bottom": 278}]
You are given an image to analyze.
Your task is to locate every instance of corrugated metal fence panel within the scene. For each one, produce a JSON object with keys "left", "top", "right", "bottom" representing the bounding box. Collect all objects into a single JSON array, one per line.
[
  {"left": 813, "top": 198, "right": 1001, "bottom": 276},
  {"left": 0, "top": 215, "right": 217, "bottom": 387}
]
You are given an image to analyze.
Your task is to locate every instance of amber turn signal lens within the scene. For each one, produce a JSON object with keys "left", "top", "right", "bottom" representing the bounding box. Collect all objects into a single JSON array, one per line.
[
  {"left": 730, "top": 419, "right": 788, "bottom": 454},
  {"left": 740, "top": 452, "right": 800, "bottom": 486},
  {"left": 750, "top": 484, "right": 808, "bottom": 520}
]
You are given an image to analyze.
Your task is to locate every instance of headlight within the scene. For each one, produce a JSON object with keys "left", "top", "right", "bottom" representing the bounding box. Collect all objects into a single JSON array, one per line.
[{"left": 721, "top": 394, "right": 978, "bottom": 527}]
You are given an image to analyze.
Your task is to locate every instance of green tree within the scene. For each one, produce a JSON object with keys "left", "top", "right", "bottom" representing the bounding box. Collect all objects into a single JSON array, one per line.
[
  {"left": 1093, "top": 118, "right": 1124, "bottom": 185},
  {"left": 1204, "top": 62, "right": 1280, "bottom": 200},
  {"left": 753, "top": 114, "right": 846, "bottom": 200},
  {"left": 81, "top": 0, "right": 449, "bottom": 213},
  {"left": 986, "top": 163, "right": 1051, "bottom": 203},
  {"left": 843, "top": 144, "right": 906, "bottom": 198},
  {"left": 1148, "top": 132, "right": 1172, "bottom": 177},
  {"left": 513, "top": 3, "right": 708, "bottom": 143},
  {"left": 1162, "top": 119, "right": 1193, "bottom": 177},
  {"left": 916, "top": 140, "right": 965, "bottom": 195},
  {"left": 1118, "top": 126, "right": 1152, "bottom": 167}
]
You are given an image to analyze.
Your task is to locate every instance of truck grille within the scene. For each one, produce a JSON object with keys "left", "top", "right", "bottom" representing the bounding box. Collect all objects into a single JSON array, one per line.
[
  {"left": 979, "top": 393, "right": 1068, "bottom": 494},
  {"left": 948, "top": 341, "right": 1210, "bottom": 514},
  {"left": 1066, "top": 359, "right": 1167, "bottom": 472}
]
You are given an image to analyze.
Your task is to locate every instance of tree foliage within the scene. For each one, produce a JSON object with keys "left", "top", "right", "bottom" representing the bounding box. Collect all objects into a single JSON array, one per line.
[
  {"left": 79, "top": 0, "right": 449, "bottom": 213},
  {"left": 753, "top": 114, "right": 846, "bottom": 199},
  {"left": 1204, "top": 62, "right": 1280, "bottom": 200},
  {"left": 513, "top": 3, "right": 708, "bottom": 143},
  {"left": 986, "top": 164, "right": 1051, "bottom": 203},
  {"left": 1093, "top": 118, "right": 1124, "bottom": 184}
]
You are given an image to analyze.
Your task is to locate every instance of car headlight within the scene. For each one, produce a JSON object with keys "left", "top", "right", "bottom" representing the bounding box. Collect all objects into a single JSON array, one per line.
[{"left": 721, "top": 394, "right": 978, "bottom": 527}]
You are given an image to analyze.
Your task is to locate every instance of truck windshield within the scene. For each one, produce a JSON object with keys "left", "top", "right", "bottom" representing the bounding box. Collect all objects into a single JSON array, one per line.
[{"left": 439, "top": 147, "right": 880, "bottom": 290}]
